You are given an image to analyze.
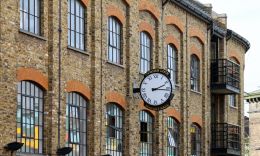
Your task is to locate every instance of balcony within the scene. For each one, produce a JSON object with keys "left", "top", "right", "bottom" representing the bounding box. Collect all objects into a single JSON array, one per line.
[
  {"left": 211, "top": 123, "right": 241, "bottom": 156},
  {"left": 211, "top": 59, "right": 240, "bottom": 94}
]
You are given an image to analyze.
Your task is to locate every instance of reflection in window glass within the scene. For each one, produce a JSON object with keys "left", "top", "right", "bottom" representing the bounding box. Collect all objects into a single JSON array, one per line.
[
  {"left": 140, "top": 32, "right": 152, "bottom": 74},
  {"left": 106, "top": 103, "right": 123, "bottom": 156},
  {"left": 191, "top": 124, "right": 201, "bottom": 156},
  {"left": 167, "top": 44, "right": 178, "bottom": 85},
  {"left": 139, "top": 111, "right": 153, "bottom": 156},
  {"left": 68, "top": 0, "right": 85, "bottom": 50},
  {"left": 20, "top": 0, "right": 40, "bottom": 35},
  {"left": 66, "top": 92, "right": 87, "bottom": 156},
  {"left": 167, "top": 117, "right": 179, "bottom": 156},
  {"left": 17, "top": 81, "right": 44, "bottom": 154},
  {"left": 190, "top": 55, "right": 200, "bottom": 91}
]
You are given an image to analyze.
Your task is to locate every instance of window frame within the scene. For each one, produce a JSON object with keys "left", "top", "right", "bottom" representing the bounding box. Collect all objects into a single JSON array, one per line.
[
  {"left": 20, "top": 0, "right": 41, "bottom": 35},
  {"left": 229, "top": 95, "right": 237, "bottom": 107},
  {"left": 140, "top": 32, "right": 152, "bottom": 74},
  {"left": 190, "top": 124, "right": 201, "bottom": 156},
  {"left": 16, "top": 81, "right": 44, "bottom": 154},
  {"left": 108, "top": 16, "right": 122, "bottom": 65},
  {"left": 139, "top": 110, "right": 153, "bottom": 156},
  {"left": 66, "top": 92, "right": 88, "bottom": 156},
  {"left": 190, "top": 55, "right": 200, "bottom": 92},
  {"left": 68, "top": 0, "right": 85, "bottom": 51},
  {"left": 167, "top": 44, "right": 178, "bottom": 85},
  {"left": 167, "top": 117, "right": 179, "bottom": 156},
  {"left": 106, "top": 103, "right": 124, "bottom": 156}
]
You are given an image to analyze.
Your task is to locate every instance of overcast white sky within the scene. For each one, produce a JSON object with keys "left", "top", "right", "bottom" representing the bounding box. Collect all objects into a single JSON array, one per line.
[{"left": 199, "top": 0, "right": 260, "bottom": 116}]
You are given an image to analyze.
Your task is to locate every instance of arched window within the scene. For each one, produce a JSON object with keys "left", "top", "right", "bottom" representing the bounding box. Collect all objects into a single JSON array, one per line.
[
  {"left": 20, "top": 0, "right": 40, "bottom": 35},
  {"left": 190, "top": 55, "right": 200, "bottom": 91},
  {"left": 140, "top": 32, "right": 152, "bottom": 74},
  {"left": 191, "top": 124, "right": 201, "bottom": 156},
  {"left": 167, "top": 117, "right": 179, "bottom": 156},
  {"left": 17, "top": 81, "right": 44, "bottom": 153},
  {"left": 167, "top": 44, "right": 178, "bottom": 85},
  {"left": 68, "top": 0, "right": 85, "bottom": 50},
  {"left": 108, "top": 17, "right": 122, "bottom": 64},
  {"left": 106, "top": 103, "right": 123, "bottom": 156},
  {"left": 66, "top": 92, "right": 88, "bottom": 156},
  {"left": 139, "top": 110, "right": 153, "bottom": 156}
]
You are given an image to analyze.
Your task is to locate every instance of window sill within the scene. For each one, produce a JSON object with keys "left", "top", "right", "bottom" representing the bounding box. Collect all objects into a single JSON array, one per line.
[
  {"left": 16, "top": 153, "right": 47, "bottom": 156},
  {"left": 106, "top": 61, "right": 124, "bottom": 69},
  {"left": 230, "top": 106, "right": 238, "bottom": 109},
  {"left": 190, "top": 90, "right": 202, "bottom": 95},
  {"left": 67, "top": 46, "right": 89, "bottom": 56},
  {"left": 19, "top": 29, "right": 47, "bottom": 41}
]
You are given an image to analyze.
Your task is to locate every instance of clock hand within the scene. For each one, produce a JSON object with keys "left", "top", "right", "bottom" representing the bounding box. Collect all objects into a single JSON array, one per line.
[{"left": 152, "top": 84, "right": 165, "bottom": 91}]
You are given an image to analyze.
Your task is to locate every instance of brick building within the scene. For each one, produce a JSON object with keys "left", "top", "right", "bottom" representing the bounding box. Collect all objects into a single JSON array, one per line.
[{"left": 0, "top": 0, "right": 250, "bottom": 156}]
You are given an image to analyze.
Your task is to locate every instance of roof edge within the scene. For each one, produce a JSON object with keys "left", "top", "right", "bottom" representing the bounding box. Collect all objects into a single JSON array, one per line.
[{"left": 227, "top": 29, "right": 250, "bottom": 52}]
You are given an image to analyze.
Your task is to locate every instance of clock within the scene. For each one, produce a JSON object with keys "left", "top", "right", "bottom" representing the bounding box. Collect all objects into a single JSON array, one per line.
[{"left": 140, "top": 69, "right": 174, "bottom": 110}]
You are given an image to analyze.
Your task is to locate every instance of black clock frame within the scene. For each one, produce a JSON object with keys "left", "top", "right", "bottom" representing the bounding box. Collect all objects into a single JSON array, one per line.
[{"left": 140, "top": 69, "right": 174, "bottom": 111}]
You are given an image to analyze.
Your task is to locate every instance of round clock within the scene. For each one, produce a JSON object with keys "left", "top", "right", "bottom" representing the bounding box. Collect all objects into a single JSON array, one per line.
[{"left": 140, "top": 69, "right": 174, "bottom": 110}]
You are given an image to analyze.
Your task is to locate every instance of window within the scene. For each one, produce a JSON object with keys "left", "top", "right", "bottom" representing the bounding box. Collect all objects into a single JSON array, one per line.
[
  {"left": 106, "top": 103, "right": 123, "bottom": 156},
  {"left": 139, "top": 111, "right": 153, "bottom": 156},
  {"left": 140, "top": 32, "right": 152, "bottom": 74},
  {"left": 167, "top": 44, "right": 178, "bottom": 85},
  {"left": 190, "top": 55, "right": 200, "bottom": 91},
  {"left": 229, "top": 95, "right": 237, "bottom": 107},
  {"left": 20, "top": 0, "right": 40, "bottom": 35},
  {"left": 17, "top": 81, "right": 44, "bottom": 154},
  {"left": 191, "top": 124, "right": 201, "bottom": 156},
  {"left": 108, "top": 17, "right": 122, "bottom": 64},
  {"left": 167, "top": 117, "right": 179, "bottom": 156},
  {"left": 66, "top": 92, "right": 87, "bottom": 156},
  {"left": 68, "top": 0, "right": 85, "bottom": 50}
]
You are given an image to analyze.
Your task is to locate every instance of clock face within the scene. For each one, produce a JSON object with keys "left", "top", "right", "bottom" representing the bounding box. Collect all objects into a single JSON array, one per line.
[{"left": 140, "top": 72, "right": 173, "bottom": 107}]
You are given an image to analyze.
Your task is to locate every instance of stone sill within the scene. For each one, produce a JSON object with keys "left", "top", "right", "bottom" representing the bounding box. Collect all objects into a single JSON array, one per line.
[
  {"left": 67, "top": 46, "right": 89, "bottom": 56},
  {"left": 16, "top": 153, "right": 47, "bottom": 156},
  {"left": 230, "top": 105, "right": 238, "bottom": 109},
  {"left": 190, "top": 89, "right": 202, "bottom": 95},
  {"left": 106, "top": 61, "right": 125, "bottom": 69},
  {"left": 19, "top": 29, "right": 47, "bottom": 41}
]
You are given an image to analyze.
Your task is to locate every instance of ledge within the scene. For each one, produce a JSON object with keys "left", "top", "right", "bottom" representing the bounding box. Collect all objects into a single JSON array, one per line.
[
  {"left": 106, "top": 61, "right": 125, "bottom": 69},
  {"left": 67, "top": 46, "right": 90, "bottom": 56},
  {"left": 190, "top": 89, "right": 202, "bottom": 95},
  {"left": 19, "top": 29, "right": 47, "bottom": 41}
]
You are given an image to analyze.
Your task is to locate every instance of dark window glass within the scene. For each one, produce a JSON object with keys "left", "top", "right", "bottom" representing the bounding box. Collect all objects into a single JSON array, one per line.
[
  {"left": 106, "top": 103, "right": 123, "bottom": 156},
  {"left": 190, "top": 55, "right": 200, "bottom": 91},
  {"left": 167, "top": 44, "right": 178, "bottom": 85},
  {"left": 140, "top": 32, "right": 152, "bottom": 74},
  {"left": 191, "top": 124, "right": 201, "bottom": 156},
  {"left": 108, "top": 17, "right": 122, "bottom": 64},
  {"left": 16, "top": 81, "right": 44, "bottom": 154},
  {"left": 68, "top": 0, "right": 85, "bottom": 50},
  {"left": 20, "top": 0, "right": 40, "bottom": 35},
  {"left": 167, "top": 117, "right": 179, "bottom": 156},
  {"left": 66, "top": 92, "right": 87, "bottom": 156},
  {"left": 139, "top": 111, "right": 153, "bottom": 156}
]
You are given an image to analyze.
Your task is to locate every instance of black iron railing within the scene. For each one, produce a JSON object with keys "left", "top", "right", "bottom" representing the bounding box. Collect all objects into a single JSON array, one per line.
[
  {"left": 211, "top": 123, "right": 240, "bottom": 151},
  {"left": 211, "top": 59, "right": 240, "bottom": 93}
]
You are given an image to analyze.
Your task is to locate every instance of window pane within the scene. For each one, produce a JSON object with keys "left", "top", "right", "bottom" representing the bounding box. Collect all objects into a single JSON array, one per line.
[
  {"left": 139, "top": 111, "right": 153, "bottom": 155},
  {"left": 108, "top": 17, "right": 121, "bottom": 64}
]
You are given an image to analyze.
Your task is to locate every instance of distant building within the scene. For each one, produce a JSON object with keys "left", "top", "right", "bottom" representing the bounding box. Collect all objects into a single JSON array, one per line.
[
  {"left": 245, "top": 90, "right": 260, "bottom": 156},
  {"left": 244, "top": 116, "right": 250, "bottom": 156}
]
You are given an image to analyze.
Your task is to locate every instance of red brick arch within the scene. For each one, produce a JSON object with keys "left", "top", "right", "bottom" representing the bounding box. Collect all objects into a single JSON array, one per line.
[
  {"left": 139, "top": 21, "right": 155, "bottom": 40},
  {"left": 190, "top": 45, "right": 202, "bottom": 60},
  {"left": 138, "top": 101, "right": 156, "bottom": 117},
  {"left": 189, "top": 27, "right": 206, "bottom": 45},
  {"left": 139, "top": 0, "right": 160, "bottom": 21},
  {"left": 105, "top": 91, "right": 127, "bottom": 110},
  {"left": 81, "top": 0, "right": 89, "bottom": 7},
  {"left": 165, "top": 35, "right": 180, "bottom": 51},
  {"left": 228, "top": 51, "right": 242, "bottom": 64},
  {"left": 107, "top": 5, "right": 125, "bottom": 24},
  {"left": 165, "top": 16, "right": 184, "bottom": 33},
  {"left": 17, "top": 67, "right": 48, "bottom": 90},
  {"left": 166, "top": 107, "right": 181, "bottom": 123},
  {"left": 191, "top": 115, "right": 202, "bottom": 127},
  {"left": 65, "top": 80, "right": 92, "bottom": 100}
]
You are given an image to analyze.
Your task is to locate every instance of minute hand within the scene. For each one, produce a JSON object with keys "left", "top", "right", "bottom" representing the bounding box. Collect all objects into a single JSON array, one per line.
[{"left": 152, "top": 84, "right": 165, "bottom": 91}]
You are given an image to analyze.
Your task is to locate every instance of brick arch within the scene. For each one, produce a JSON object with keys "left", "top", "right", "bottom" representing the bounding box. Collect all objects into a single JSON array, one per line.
[
  {"left": 139, "top": 21, "right": 155, "bottom": 39},
  {"left": 124, "top": 0, "right": 131, "bottom": 6},
  {"left": 65, "top": 80, "right": 92, "bottom": 100},
  {"left": 228, "top": 51, "right": 242, "bottom": 64},
  {"left": 189, "top": 27, "right": 205, "bottom": 45},
  {"left": 138, "top": 101, "right": 156, "bottom": 117},
  {"left": 165, "top": 16, "right": 184, "bottom": 33},
  {"left": 107, "top": 5, "right": 125, "bottom": 24},
  {"left": 81, "top": 0, "right": 89, "bottom": 7},
  {"left": 191, "top": 115, "right": 202, "bottom": 127},
  {"left": 139, "top": 0, "right": 160, "bottom": 21},
  {"left": 105, "top": 91, "right": 127, "bottom": 110},
  {"left": 17, "top": 67, "right": 48, "bottom": 90},
  {"left": 190, "top": 45, "right": 202, "bottom": 60},
  {"left": 166, "top": 107, "right": 181, "bottom": 123},
  {"left": 165, "top": 35, "right": 180, "bottom": 51}
]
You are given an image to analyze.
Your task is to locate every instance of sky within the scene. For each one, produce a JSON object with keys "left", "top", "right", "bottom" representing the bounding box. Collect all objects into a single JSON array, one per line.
[{"left": 199, "top": 0, "right": 260, "bottom": 116}]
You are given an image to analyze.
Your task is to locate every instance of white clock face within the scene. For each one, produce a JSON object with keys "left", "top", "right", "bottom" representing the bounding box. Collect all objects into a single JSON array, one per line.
[{"left": 140, "top": 72, "right": 172, "bottom": 106}]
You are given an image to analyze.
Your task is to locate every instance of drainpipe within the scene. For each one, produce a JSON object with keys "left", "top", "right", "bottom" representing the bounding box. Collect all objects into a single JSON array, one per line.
[{"left": 58, "top": 0, "right": 62, "bottom": 149}]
